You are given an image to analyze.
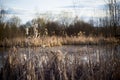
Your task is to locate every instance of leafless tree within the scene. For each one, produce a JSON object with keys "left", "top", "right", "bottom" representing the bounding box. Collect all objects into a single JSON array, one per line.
[
  {"left": 0, "top": 0, "right": 5, "bottom": 23},
  {"left": 104, "top": 0, "right": 120, "bottom": 37}
]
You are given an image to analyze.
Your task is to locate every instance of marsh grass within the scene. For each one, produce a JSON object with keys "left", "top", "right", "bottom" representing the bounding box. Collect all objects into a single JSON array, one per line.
[
  {"left": 0, "top": 36, "right": 118, "bottom": 47},
  {"left": 0, "top": 46, "right": 120, "bottom": 80}
]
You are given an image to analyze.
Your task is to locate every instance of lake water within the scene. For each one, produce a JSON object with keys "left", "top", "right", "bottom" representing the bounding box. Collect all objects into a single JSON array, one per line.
[{"left": 0, "top": 45, "right": 120, "bottom": 69}]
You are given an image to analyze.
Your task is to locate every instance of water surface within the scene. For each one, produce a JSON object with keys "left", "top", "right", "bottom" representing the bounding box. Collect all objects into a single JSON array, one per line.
[{"left": 0, "top": 45, "right": 120, "bottom": 69}]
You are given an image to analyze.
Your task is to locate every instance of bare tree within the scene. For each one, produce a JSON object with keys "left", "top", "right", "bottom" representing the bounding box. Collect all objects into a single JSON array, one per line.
[
  {"left": 104, "top": 0, "right": 120, "bottom": 37},
  {"left": 0, "top": 0, "right": 5, "bottom": 23},
  {"left": 8, "top": 16, "right": 21, "bottom": 27}
]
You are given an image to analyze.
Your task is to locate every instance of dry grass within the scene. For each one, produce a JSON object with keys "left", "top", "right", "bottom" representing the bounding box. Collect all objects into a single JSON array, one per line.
[
  {"left": 0, "top": 36, "right": 118, "bottom": 47},
  {"left": 0, "top": 46, "right": 120, "bottom": 80}
]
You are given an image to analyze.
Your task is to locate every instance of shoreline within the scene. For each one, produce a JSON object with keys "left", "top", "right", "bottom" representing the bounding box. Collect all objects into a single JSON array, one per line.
[{"left": 0, "top": 36, "right": 119, "bottom": 48}]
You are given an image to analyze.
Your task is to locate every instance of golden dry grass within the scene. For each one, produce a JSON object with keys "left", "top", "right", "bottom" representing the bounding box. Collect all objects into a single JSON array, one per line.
[{"left": 0, "top": 36, "right": 118, "bottom": 47}]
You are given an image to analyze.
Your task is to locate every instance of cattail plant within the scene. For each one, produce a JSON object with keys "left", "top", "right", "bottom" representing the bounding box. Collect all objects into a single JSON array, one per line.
[{"left": 0, "top": 45, "right": 120, "bottom": 80}]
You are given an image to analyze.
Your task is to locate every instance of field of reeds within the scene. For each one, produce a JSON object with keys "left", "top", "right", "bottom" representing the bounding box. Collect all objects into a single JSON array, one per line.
[
  {"left": 0, "top": 45, "right": 120, "bottom": 80},
  {"left": 0, "top": 36, "right": 118, "bottom": 47}
]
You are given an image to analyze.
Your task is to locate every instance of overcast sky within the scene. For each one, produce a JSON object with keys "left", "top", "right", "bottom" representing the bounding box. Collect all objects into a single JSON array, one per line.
[{"left": 1, "top": 0, "right": 109, "bottom": 23}]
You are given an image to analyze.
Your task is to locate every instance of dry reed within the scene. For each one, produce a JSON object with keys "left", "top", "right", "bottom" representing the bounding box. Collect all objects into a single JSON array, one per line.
[
  {"left": 0, "top": 36, "right": 118, "bottom": 47},
  {"left": 0, "top": 46, "right": 120, "bottom": 80}
]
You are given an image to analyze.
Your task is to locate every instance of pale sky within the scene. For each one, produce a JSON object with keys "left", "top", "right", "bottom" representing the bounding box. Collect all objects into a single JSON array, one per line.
[{"left": 1, "top": 0, "right": 111, "bottom": 24}]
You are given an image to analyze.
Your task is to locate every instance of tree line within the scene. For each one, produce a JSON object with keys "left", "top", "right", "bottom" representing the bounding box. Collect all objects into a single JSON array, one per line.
[
  {"left": 0, "top": 16, "right": 120, "bottom": 41},
  {"left": 0, "top": 0, "right": 120, "bottom": 40}
]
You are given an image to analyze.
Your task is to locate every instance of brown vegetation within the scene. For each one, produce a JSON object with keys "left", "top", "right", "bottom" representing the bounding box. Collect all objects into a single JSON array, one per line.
[
  {"left": 0, "top": 16, "right": 119, "bottom": 47},
  {"left": 0, "top": 46, "right": 120, "bottom": 80},
  {"left": 0, "top": 36, "right": 118, "bottom": 47}
]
